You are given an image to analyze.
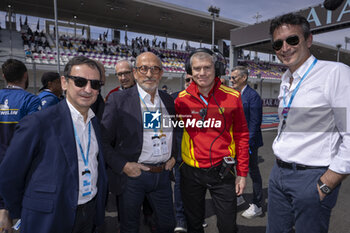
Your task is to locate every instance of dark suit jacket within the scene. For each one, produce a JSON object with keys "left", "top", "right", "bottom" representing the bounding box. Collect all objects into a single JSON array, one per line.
[
  {"left": 102, "top": 85, "right": 176, "bottom": 195},
  {"left": 0, "top": 100, "right": 108, "bottom": 233},
  {"left": 241, "top": 85, "right": 264, "bottom": 149}
]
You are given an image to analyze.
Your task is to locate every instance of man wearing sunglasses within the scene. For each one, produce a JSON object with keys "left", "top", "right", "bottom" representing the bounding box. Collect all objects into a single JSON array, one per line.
[
  {"left": 267, "top": 13, "right": 350, "bottom": 233},
  {"left": 102, "top": 52, "right": 176, "bottom": 233},
  {"left": 0, "top": 56, "right": 108, "bottom": 233},
  {"left": 104, "top": 60, "right": 135, "bottom": 102}
]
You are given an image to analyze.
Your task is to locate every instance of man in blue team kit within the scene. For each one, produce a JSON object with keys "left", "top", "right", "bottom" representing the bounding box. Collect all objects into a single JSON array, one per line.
[
  {"left": 38, "top": 72, "right": 62, "bottom": 109},
  {"left": 0, "top": 59, "right": 41, "bottom": 232}
]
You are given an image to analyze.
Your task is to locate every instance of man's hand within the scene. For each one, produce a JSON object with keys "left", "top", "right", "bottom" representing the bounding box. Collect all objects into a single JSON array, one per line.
[
  {"left": 317, "top": 184, "right": 327, "bottom": 201},
  {"left": 235, "top": 176, "right": 246, "bottom": 196},
  {"left": 122, "top": 162, "right": 150, "bottom": 177},
  {"left": 165, "top": 157, "right": 175, "bottom": 170},
  {"left": 0, "top": 209, "right": 13, "bottom": 233}
]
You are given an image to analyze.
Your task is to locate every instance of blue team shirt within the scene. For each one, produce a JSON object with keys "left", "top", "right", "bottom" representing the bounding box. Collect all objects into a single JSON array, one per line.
[
  {"left": 0, "top": 88, "right": 41, "bottom": 162},
  {"left": 38, "top": 90, "right": 60, "bottom": 109}
]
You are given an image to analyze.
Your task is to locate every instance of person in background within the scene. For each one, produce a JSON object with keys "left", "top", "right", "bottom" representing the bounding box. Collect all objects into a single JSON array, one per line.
[
  {"left": 231, "top": 66, "right": 264, "bottom": 219},
  {"left": 0, "top": 59, "right": 41, "bottom": 233},
  {"left": 104, "top": 60, "right": 135, "bottom": 102},
  {"left": 38, "top": 72, "right": 62, "bottom": 109}
]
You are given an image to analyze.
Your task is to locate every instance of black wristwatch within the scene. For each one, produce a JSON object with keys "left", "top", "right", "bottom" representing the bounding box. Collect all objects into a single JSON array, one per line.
[{"left": 318, "top": 179, "right": 332, "bottom": 195}]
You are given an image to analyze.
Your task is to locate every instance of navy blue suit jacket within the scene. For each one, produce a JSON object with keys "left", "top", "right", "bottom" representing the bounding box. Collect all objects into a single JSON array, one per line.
[
  {"left": 102, "top": 85, "right": 176, "bottom": 195},
  {"left": 0, "top": 100, "right": 108, "bottom": 233},
  {"left": 241, "top": 85, "right": 263, "bottom": 149}
]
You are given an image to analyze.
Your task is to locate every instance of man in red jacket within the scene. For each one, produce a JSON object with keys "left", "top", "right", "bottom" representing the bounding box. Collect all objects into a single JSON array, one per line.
[{"left": 175, "top": 49, "right": 249, "bottom": 233}]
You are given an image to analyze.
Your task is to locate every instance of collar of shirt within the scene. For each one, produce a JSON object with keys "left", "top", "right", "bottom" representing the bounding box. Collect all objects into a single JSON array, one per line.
[
  {"left": 6, "top": 85, "right": 23, "bottom": 89},
  {"left": 241, "top": 85, "right": 248, "bottom": 95},
  {"left": 281, "top": 55, "right": 315, "bottom": 92},
  {"left": 136, "top": 83, "right": 160, "bottom": 106},
  {"left": 66, "top": 99, "right": 95, "bottom": 124}
]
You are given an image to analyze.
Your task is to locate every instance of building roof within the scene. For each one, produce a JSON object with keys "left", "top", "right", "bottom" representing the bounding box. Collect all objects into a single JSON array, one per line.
[{"left": 0, "top": 0, "right": 246, "bottom": 44}]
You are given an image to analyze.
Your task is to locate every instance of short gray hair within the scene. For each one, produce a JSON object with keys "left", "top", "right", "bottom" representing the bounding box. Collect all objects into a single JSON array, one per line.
[
  {"left": 115, "top": 59, "right": 134, "bottom": 70},
  {"left": 232, "top": 66, "right": 249, "bottom": 78},
  {"left": 190, "top": 52, "right": 216, "bottom": 67}
]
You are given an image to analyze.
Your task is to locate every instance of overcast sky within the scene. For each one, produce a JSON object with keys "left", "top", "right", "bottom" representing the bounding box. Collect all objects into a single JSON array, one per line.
[{"left": 161, "top": 0, "right": 350, "bottom": 49}]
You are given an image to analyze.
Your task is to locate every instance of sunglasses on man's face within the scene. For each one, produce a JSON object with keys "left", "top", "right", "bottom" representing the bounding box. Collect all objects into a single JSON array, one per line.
[
  {"left": 272, "top": 35, "right": 300, "bottom": 51},
  {"left": 67, "top": 75, "right": 102, "bottom": 90}
]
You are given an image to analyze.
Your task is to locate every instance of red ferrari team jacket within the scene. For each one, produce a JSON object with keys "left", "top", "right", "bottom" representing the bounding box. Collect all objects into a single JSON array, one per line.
[{"left": 175, "top": 77, "right": 249, "bottom": 177}]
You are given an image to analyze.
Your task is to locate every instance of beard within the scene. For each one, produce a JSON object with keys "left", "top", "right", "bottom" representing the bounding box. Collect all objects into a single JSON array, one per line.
[{"left": 138, "top": 78, "right": 158, "bottom": 94}]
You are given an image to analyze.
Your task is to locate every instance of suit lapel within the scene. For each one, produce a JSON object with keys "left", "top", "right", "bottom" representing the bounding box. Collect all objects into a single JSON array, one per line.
[
  {"left": 53, "top": 101, "right": 79, "bottom": 180},
  {"left": 129, "top": 86, "right": 143, "bottom": 142}
]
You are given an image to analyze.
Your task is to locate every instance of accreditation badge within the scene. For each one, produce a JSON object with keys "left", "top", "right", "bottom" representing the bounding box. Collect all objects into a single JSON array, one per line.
[
  {"left": 82, "top": 168, "right": 92, "bottom": 197},
  {"left": 160, "top": 134, "right": 168, "bottom": 155},
  {"left": 152, "top": 135, "right": 161, "bottom": 156}
]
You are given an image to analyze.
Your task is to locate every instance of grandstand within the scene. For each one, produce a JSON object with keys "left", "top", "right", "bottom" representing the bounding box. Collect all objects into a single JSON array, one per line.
[{"left": 2, "top": 0, "right": 349, "bottom": 114}]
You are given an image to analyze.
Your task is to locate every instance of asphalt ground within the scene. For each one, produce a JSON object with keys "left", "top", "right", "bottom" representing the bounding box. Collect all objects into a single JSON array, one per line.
[{"left": 100, "top": 130, "right": 350, "bottom": 233}]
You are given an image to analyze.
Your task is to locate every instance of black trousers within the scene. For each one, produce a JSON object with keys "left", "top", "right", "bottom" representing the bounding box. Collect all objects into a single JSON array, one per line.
[
  {"left": 71, "top": 197, "right": 96, "bottom": 233},
  {"left": 180, "top": 163, "right": 237, "bottom": 233}
]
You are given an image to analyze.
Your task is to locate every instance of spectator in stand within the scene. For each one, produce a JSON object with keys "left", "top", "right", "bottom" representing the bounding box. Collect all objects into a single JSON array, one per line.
[
  {"left": 231, "top": 66, "right": 264, "bottom": 219},
  {"left": 38, "top": 72, "right": 62, "bottom": 109},
  {"left": 0, "top": 59, "right": 41, "bottom": 233},
  {"left": 267, "top": 13, "right": 350, "bottom": 233},
  {"left": 104, "top": 60, "right": 135, "bottom": 101}
]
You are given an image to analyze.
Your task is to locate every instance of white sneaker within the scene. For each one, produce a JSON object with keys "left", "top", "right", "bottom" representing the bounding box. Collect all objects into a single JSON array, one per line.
[
  {"left": 241, "top": 204, "right": 263, "bottom": 219},
  {"left": 236, "top": 196, "right": 245, "bottom": 207}
]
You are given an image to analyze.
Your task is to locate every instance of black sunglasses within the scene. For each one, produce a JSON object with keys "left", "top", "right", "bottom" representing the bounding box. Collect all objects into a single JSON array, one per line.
[
  {"left": 230, "top": 75, "right": 240, "bottom": 80},
  {"left": 67, "top": 75, "right": 102, "bottom": 90},
  {"left": 272, "top": 35, "right": 300, "bottom": 51},
  {"left": 185, "top": 78, "right": 191, "bottom": 82}
]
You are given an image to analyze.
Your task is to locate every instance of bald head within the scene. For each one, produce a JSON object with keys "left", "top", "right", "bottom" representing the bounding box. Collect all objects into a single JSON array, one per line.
[
  {"left": 115, "top": 60, "right": 135, "bottom": 89},
  {"left": 135, "top": 52, "right": 162, "bottom": 68},
  {"left": 134, "top": 52, "right": 163, "bottom": 96}
]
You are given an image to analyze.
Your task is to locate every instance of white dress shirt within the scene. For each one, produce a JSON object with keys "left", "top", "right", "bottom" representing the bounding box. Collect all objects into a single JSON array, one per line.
[
  {"left": 272, "top": 55, "right": 350, "bottom": 174},
  {"left": 66, "top": 99, "right": 99, "bottom": 204},
  {"left": 137, "top": 84, "right": 173, "bottom": 164}
]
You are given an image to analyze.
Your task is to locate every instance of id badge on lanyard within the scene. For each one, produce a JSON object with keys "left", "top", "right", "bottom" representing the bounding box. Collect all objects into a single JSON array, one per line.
[
  {"left": 152, "top": 135, "right": 161, "bottom": 156},
  {"left": 160, "top": 134, "right": 168, "bottom": 155},
  {"left": 82, "top": 168, "right": 92, "bottom": 196}
]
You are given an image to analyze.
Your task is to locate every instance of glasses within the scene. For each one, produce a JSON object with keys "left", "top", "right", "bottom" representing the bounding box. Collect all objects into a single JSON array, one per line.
[
  {"left": 116, "top": 70, "right": 132, "bottom": 77},
  {"left": 136, "top": 65, "right": 162, "bottom": 74},
  {"left": 66, "top": 75, "right": 102, "bottom": 90},
  {"left": 272, "top": 35, "right": 300, "bottom": 51},
  {"left": 230, "top": 75, "right": 240, "bottom": 80},
  {"left": 185, "top": 78, "right": 192, "bottom": 83}
]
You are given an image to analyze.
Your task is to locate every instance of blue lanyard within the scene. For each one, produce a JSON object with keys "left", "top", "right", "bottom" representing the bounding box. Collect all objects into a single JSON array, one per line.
[
  {"left": 73, "top": 121, "right": 91, "bottom": 167},
  {"left": 282, "top": 58, "right": 317, "bottom": 119},
  {"left": 199, "top": 95, "right": 208, "bottom": 106}
]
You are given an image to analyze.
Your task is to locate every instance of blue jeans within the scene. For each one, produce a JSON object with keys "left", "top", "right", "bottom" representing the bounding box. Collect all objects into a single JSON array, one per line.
[
  {"left": 249, "top": 148, "right": 263, "bottom": 207},
  {"left": 174, "top": 162, "right": 186, "bottom": 224},
  {"left": 267, "top": 162, "right": 340, "bottom": 233},
  {"left": 119, "top": 170, "right": 175, "bottom": 233}
]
